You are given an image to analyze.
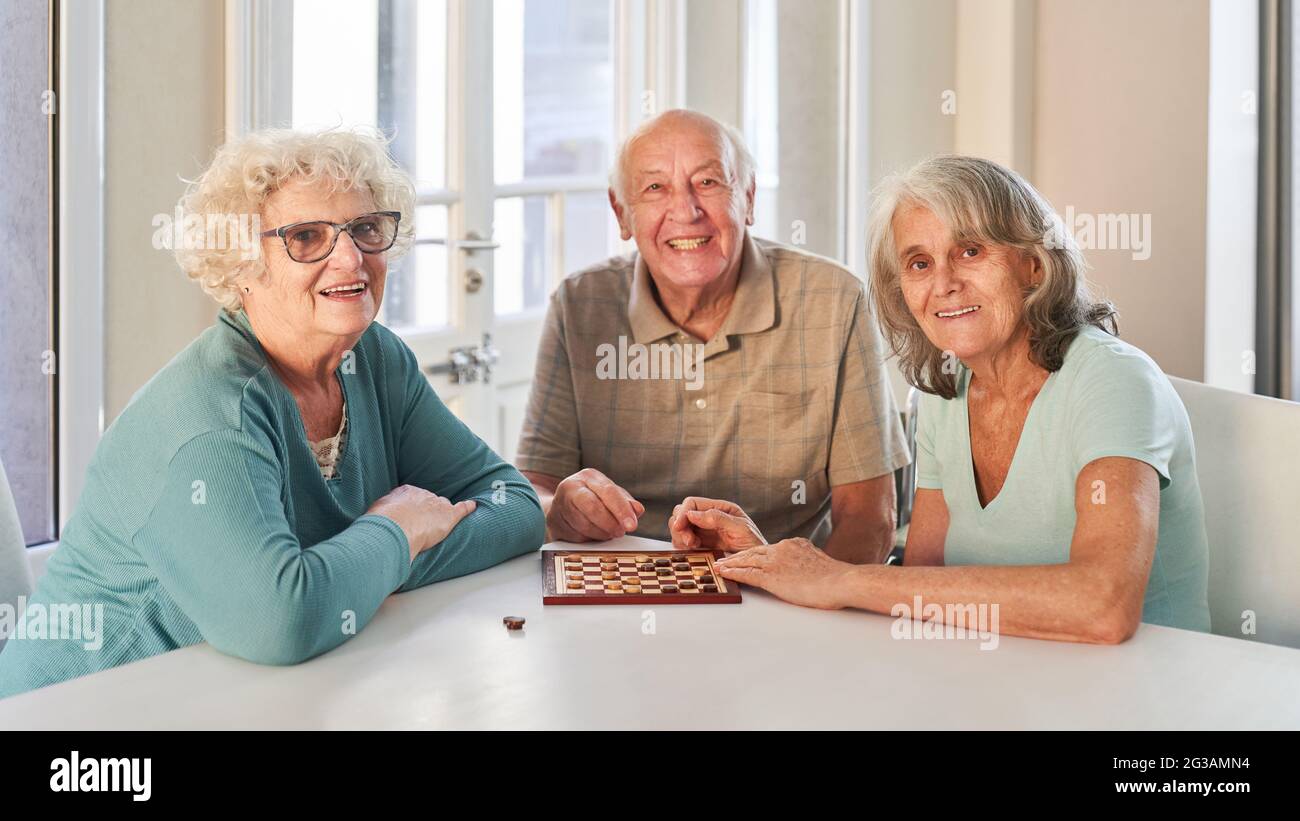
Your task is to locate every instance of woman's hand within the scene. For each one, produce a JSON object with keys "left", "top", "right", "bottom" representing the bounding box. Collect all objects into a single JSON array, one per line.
[
  {"left": 668, "top": 497, "right": 766, "bottom": 551},
  {"left": 367, "top": 484, "right": 477, "bottom": 562},
  {"left": 713, "top": 538, "right": 854, "bottom": 610}
]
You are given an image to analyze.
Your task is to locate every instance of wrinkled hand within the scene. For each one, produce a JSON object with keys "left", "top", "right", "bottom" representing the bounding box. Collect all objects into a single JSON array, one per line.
[
  {"left": 713, "top": 538, "right": 852, "bottom": 610},
  {"left": 367, "top": 484, "right": 477, "bottom": 562},
  {"left": 668, "top": 497, "right": 766, "bottom": 551},
  {"left": 548, "top": 468, "right": 645, "bottom": 542}
]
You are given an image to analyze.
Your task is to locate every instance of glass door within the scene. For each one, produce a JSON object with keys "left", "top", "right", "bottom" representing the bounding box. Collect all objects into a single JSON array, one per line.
[
  {"left": 289, "top": 0, "right": 623, "bottom": 454},
  {"left": 488, "top": 0, "right": 622, "bottom": 458}
]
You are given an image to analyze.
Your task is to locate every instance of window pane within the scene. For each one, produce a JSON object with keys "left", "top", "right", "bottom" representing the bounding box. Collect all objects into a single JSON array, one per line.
[
  {"left": 0, "top": 0, "right": 55, "bottom": 545},
  {"left": 413, "top": 0, "right": 448, "bottom": 189},
  {"left": 293, "top": 1, "right": 450, "bottom": 331},
  {"left": 293, "top": 0, "right": 446, "bottom": 190},
  {"left": 383, "top": 205, "right": 449, "bottom": 331},
  {"left": 293, "top": 0, "right": 379, "bottom": 129},
  {"left": 494, "top": 196, "right": 552, "bottom": 315},
  {"left": 563, "top": 190, "right": 618, "bottom": 274},
  {"left": 493, "top": 0, "right": 614, "bottom": 183},
  {"left": 744, "top": 0, "right": 779, "bottom": 241}
]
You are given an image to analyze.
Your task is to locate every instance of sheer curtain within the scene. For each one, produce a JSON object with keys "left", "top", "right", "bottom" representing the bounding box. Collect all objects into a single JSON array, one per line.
[{"left": 0, "top": 0, "right": 56, "bottom": 547}]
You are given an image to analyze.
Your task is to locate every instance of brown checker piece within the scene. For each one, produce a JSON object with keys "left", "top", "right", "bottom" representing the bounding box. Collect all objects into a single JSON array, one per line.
[{"left": 541, "top": 549, "right": 741, "bottom": 605}]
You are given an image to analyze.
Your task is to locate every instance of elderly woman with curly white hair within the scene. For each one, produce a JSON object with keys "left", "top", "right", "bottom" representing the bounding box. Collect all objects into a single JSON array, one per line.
[
  {"left": 670, "top": 155, "right": 1210, "bottom": 643},
  {"left": 0, "top": 129, "right": 544, "bottom": 696}
]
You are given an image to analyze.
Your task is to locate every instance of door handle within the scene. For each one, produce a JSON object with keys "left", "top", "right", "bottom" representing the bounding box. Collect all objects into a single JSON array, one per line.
[
  {"left": 412, "top": 232, "right": 500, "bottom": 252},
  {"left": 454, "top": 231, "right": 500, "bottom": 252}
]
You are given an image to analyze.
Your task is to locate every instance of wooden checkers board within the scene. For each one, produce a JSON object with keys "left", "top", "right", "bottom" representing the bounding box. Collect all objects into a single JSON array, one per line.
[{"left": 542, "top": 550, "right": 742, "bottom": 605}]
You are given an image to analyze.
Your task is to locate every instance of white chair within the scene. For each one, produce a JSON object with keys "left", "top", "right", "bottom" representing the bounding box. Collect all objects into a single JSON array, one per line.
[
  {"left": 1168, "top": 376, "right": 1300, "bottom": 649},
  {"left": 887, "top": 388, "right": 921, "bottom": 561},
  {"left": 0, "top": 456, "right": 35, "bottom": 651}
]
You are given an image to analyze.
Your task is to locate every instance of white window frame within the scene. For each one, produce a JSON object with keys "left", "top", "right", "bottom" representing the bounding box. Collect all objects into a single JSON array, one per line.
[
  {"left": 224, "top": 0, "right": 293, "bottom": 135},
  {"left": 57, "top": 0, "right": 106, "bottom": 538}
]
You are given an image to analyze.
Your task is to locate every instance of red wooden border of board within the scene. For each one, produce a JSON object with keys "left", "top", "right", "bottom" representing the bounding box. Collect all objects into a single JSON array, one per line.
[{"left": 541, "top": 549, "right": 743, "bottom": 605}]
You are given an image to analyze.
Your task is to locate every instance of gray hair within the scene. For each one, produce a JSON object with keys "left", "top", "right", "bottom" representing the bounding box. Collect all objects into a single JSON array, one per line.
[
  {"left": 608, "top": 109, "right": 757, "bottom": 207},
  {"left": 866, "top": 154, "right": 1117, "bottom": 399}
]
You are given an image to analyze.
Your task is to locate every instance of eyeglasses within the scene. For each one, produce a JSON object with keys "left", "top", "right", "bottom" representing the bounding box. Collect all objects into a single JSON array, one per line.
[{"left": 261, "top": 211, "right": 402, "bottom": 263}]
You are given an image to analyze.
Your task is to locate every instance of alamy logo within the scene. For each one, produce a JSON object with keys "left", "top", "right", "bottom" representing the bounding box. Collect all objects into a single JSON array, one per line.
[
  {"left": 50, "top": 751, "right": 151, "bottom": 801},
  {"left": 0, "top": 596, "right": 103, "bottom": 650},
  {"left": 1043, "top": 206, "right": 1152, "bottom": 261},
  {"left": 890, "top": 595, "right": 1000, "bottom": 650},
  {"left": 595, "top": 335, "right": 705, "bottom": 391},
  {"left": 151, "top": 208, "right": 262, "bottom": 261}
]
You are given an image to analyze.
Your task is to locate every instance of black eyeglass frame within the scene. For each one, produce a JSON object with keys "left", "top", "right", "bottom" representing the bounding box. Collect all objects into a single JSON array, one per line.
[{"left": 260, "top": 210, "right": 403, "bottom": 263}]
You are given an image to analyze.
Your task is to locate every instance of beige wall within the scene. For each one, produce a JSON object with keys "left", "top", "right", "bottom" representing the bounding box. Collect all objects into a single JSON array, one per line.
[
  {"left": 869, "top": 0, "right": 957, "bottom": 184},
  {"left": 104, "top": 0, "right": 225, "bottom": 422},
  {"left": 1033, "top": 0, "right": 1211, "bottom": 380},
  {"left": 773, "top": 0, "right": 842, "bottom": 257},
  {"left": 868, "top": 0, "right": 958, "bottom": 406},
  {"left": 868, "top": 0, "right": 1215, "bottom": 393},
  {"left": 684, "top": 0, "right": 742, "bottom": 127},
  {"left": 954, "top": 0, "right": 1034, "bottom": 173}
]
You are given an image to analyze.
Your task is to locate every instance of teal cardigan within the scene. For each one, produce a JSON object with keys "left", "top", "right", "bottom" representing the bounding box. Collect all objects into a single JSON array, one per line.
[{"left": 0, "top": 310, "right": 545, "bottom": 697}]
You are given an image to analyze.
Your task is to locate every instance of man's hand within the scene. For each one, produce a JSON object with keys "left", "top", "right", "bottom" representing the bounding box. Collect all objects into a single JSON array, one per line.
[
  {"left": 668, "top": 497, "right": 766, "bottom": 551},
  {"left": 538, "top": 468, "right": 645, "bottom": 543}
]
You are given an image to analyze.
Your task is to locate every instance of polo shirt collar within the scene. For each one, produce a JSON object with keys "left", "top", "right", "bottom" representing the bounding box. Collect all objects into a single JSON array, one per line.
[{"left": 627, "top": 233, "right": 776, "bottom": 352}]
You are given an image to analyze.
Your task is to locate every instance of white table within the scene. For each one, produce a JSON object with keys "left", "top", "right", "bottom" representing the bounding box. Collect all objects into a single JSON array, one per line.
[{"left": 2, "top": 536, "right": 1298, "bottom": 730}]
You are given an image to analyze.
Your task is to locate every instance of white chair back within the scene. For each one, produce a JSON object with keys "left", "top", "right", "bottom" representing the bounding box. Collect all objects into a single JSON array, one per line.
[
  {"left": 0, "top": 457, "right": 35, "bottom": 650},
  {"left": 1168, "top": 376, "right": 1300, "bottom": 648}
]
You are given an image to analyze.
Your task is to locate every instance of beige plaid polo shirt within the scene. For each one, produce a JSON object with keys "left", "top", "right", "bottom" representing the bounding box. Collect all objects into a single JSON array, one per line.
[{"left": 516, "top": 234, "right": 910, "bottom": 544}]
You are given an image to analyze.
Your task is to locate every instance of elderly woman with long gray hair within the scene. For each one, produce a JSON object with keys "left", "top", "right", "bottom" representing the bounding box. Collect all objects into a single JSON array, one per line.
[{"left": 670, "top": 155, "right": 1210, "bottom": 643}]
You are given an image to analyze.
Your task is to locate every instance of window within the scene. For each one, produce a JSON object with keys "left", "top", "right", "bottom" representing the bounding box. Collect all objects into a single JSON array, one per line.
[
  {"left": 288, "top": 0, "right": 621, "bottom": 331},
  {"left": 272, "top": 0, "right": 630, "bottom": 454},
  {"left": 0, "top": 0, "right": 56, "bottom": 546},
  {"left": 292, "top": 0, "right": 451, "bottom": 332},
  {"left": 743, "top": 0, "right": 779, "bottom": 241},
  {"left": 493, "top": 0, "right": 618, "bottom": 316}
]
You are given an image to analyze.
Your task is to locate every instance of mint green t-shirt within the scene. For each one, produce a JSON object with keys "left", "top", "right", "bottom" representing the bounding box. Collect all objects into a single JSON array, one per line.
[{"left": 914, "top": 325, "right": 1211, "bottom": 632}]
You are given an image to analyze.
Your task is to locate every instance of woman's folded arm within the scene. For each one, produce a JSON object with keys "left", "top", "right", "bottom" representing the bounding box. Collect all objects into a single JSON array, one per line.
[
  {"left": 133, "top": 428, "right": 412, "bottom": 665},
  {"left": 392, "top": 336, "right": 546, "bottom": 593}
]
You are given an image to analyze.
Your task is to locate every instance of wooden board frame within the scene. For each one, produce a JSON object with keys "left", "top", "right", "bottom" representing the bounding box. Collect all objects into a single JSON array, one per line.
[{"left": 541, "top": 549, "right": 743, "bottom": 605}]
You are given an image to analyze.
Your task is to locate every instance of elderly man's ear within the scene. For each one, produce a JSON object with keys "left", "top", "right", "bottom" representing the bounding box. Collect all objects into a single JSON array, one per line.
[
  {"left": 608, "top": 188, "right": 634, "bottom": 241},
  {"left": 744, "top": 180, "right": 756, "bottom": 226}
]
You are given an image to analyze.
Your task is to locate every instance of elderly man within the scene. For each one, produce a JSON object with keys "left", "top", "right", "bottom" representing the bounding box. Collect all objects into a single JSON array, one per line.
[{"left": 515, "top": 109, "right": 908, "bottom": 563}]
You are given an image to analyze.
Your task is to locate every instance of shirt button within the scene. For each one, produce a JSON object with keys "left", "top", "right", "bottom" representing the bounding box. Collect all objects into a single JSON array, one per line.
[{"left": 695, "top": 398, "right": 707, "bottom": 410}]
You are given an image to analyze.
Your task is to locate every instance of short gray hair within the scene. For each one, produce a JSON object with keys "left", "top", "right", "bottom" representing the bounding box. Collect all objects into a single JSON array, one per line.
[
  {"left": 866, "top": 154, "right": 1117, "bottom": 399},
  {"left": 608, "top": 109, "right": 756, "bottom": 206}
]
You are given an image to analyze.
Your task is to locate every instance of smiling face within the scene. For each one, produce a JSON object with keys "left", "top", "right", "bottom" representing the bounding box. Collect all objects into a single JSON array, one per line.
[
  {"left": 247, "top": 178, "right": 387, "bottom": 342},
  {"left": 893, "top": 203, "right": 1040, "bottom": 365},
  {"left": 610, "top": 116, "right": 755, "bottom": 290}
]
